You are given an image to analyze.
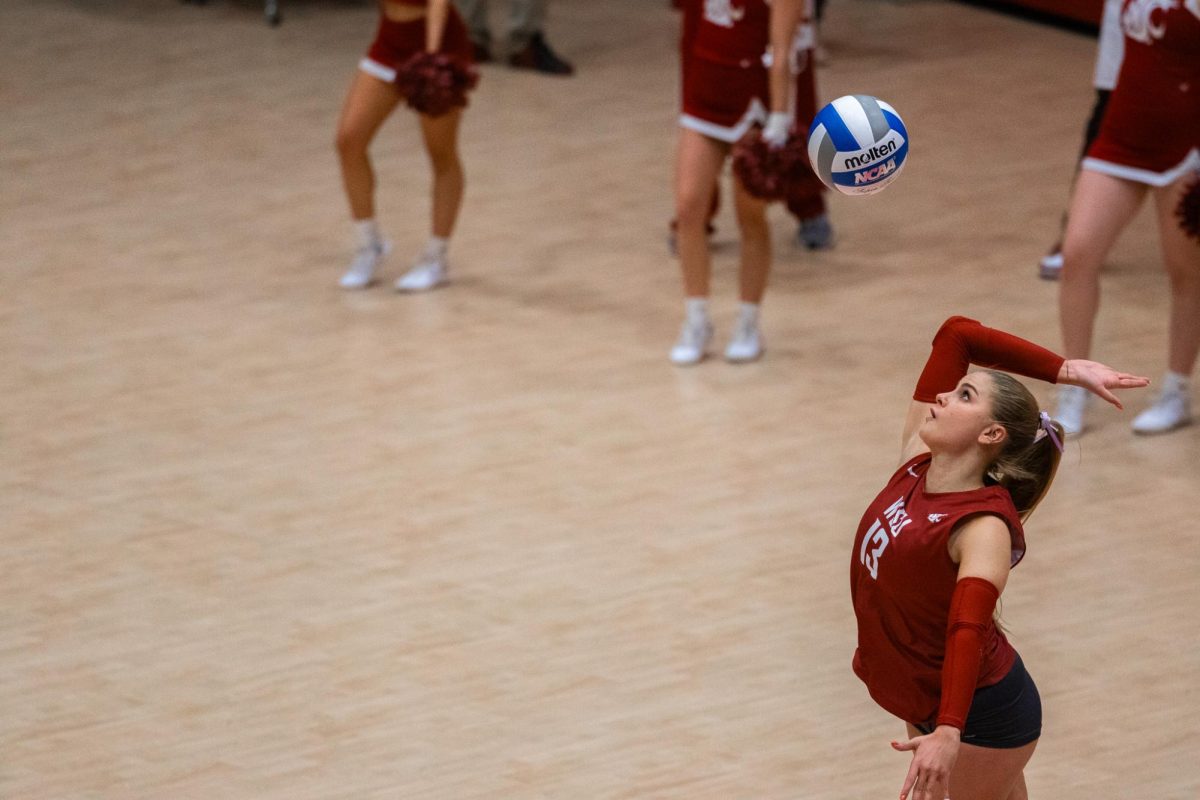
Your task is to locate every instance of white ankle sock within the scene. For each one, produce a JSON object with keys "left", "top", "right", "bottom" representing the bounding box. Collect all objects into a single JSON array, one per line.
[
  {"left": 736, "top": 301, "right": 760, "bottom": 326},
  {"left": 354, "top": 219, "right": 381, "bottom": 250},
  {"left": 685, "top": 297, "right": 710, "bottom": 325},
  {"left": 422, "top": 236, "right": 449, "bottom": 261},
  {"left": 1163, "top": 370, "right": 1190, "bottom": 394}
]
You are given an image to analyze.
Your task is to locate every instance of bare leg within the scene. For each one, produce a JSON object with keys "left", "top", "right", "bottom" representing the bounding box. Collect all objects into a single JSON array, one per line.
[
  {"left": 1153, "top": 177, "right": 1200, "bottom": 376},
  {"left": 674, "top": 128, "right": 728, "bottom": 298},
  {"left": 418, "top": 108, "right": 465, "bottom": 239},
  {"left": 1058, "top": 169, "right": 1147, "bottom": 359},
  {"left": 902, "top": 724, "right": 1036, "bottom": 800},
  {"left": 335, "top": 71, "right": 402, "bottom": 221},
  {"left": 950, "top": 740, "right": 1036, "bottom": 800},
  {"left": 732, "top": 174, "right": 770, "bottom": 303}
]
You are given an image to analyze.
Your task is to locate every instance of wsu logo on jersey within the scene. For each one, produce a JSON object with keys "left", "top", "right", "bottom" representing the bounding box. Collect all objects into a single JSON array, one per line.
[
  {"left": 704, "top": 0, "right": 747, "bottom": 28},
  {"left": 1122, "top": 0, "right": 1176, "bottom": 44},
  {"left": 859, "top": 497, "right": 913, "bottom": 580}
]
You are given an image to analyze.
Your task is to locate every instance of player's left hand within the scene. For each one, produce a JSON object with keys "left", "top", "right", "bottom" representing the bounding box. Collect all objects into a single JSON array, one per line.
[{"left": 891, "top": 725, "right": 960, "bottom": 800}]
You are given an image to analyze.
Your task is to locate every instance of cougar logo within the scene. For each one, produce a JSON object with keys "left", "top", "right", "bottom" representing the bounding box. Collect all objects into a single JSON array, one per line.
[
  {"left": 1122, "top": 0, "right": 1176, "bottom": 44},
  {"left": 704, "top": 0, "right": 747, "bottom": 28},
  {"left": 928, "top": 513, "right": 948, "bottom": 523}
]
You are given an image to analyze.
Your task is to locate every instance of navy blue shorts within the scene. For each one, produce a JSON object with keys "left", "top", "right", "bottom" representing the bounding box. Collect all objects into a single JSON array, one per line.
[{"left": 915, "top": 654, "right": 1042, "bottom": 749}]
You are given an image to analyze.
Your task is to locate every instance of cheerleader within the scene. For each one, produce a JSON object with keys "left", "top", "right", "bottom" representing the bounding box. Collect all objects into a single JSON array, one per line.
[
  {"left": 1053, "top": 0, "right": 1200, "bottom": 434},
  {"left": 668, "top": 2, "right": 833, "bottom": 254},
  {"left": 670, "top": 0, "right": 803, "bottom": 365},
  {"left": 335, "top": 0, "right": 475, "bottom": 291}
]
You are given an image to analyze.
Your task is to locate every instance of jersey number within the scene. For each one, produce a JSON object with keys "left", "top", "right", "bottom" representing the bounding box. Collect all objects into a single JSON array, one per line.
[{"left": 859, "top": 519, "right": 890, "bottom": 580}]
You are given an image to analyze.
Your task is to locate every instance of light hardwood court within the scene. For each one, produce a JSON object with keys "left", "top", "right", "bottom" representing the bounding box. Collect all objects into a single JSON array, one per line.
[{"left": 2, "top": 0, "right": 1197, "bottom": 797}]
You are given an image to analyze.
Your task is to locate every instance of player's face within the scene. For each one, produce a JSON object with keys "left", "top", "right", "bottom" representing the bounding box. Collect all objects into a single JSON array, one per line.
[{"left": 920, "top": 371, "right": 1002, "bottom": 452}]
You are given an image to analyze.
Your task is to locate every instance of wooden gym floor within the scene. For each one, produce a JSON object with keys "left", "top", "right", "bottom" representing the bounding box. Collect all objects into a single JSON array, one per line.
[{"left": 2, "top": 0, "right": 1197, "bottom": 797}]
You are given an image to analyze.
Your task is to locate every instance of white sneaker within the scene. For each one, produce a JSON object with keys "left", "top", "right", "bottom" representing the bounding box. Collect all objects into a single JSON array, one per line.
[
  {"left": 1053, "top": 385, "right": 1089, "bottom": 437},
  {"left": 1131, "top": 388, "right": 1192, "bottom": 435},
  {"left": 669, "top": 317, "right": 713, "bottom": 365},
  {"left": 724, "top": 315, "right": 764, "bottom": 363},
  {"left": 1039, "top": 250, "right": 1063, "bottom": 281},
  {"left": 395, "top": 257, "right": 448, "bottom": 292},
  {"left": 338, "top": 240, "right": 390, "bottom": 289}
]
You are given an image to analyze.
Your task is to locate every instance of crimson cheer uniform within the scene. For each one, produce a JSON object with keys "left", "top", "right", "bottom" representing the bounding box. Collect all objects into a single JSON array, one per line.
[
  {"left": 360, "top": 2, "right": 474, "bottom": 84},
  {"left": 1082, "top": 0, "right": 1200, "bottom": 185},
  {"left": 850, "top": 453, "right": 1025, "bottom": 727},
  {"left": 680, "top": 0, "right": 773, "bottom": 142}
]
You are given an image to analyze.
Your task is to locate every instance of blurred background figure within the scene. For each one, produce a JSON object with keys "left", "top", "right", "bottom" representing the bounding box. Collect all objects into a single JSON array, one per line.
[
  {"left": 1053, "top": 0, "right": 1200, "bottom": 436},
  {"left": 784, "top": 3, "right": 834, "bottom": 251},
  {"left": 669, "top": 0, "right": 803, "bottom": 365},
  {"left": 667, "top": 0, "right": 833, "bottom": 254},
  {"left": 335, "top": 0, "right": 476, "bottom": 292},
  {"left": 1038, "top": 0, "right": 1123, "bottom": 280},
  {"left": 454, "top": 0, "right": 574, "bottom": 74}
]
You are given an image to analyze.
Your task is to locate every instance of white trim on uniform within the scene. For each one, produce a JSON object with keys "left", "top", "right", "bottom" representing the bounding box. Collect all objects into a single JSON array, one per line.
[
  {"left": 1082, "top": 148, "right": 1200, "bottom": 187},
  {"left": 679, "top": 99, "right": 768, "bottom": 144},
  {"left": 1092, "top": 0, "right": 1124, "bottom": 90},
  {"left": 359, "top": 57, "right": 397, "bottom": 82}
]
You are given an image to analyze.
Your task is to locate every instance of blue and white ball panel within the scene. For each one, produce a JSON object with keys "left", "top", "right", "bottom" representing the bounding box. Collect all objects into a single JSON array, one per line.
[{"left": 808, "top": 95, "right": 908, "bottom": 196}]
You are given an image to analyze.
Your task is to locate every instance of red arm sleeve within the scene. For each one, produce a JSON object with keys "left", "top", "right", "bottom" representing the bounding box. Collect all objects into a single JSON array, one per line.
[
  {"left": 913, "top": 316, "right": 1065, "bottom": 403},
  {"left": 935, "top": 576, "right": 1001, "bottom": 730}
]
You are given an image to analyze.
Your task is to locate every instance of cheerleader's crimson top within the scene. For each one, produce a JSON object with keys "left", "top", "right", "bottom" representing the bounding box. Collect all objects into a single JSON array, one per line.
[
  {"left": 1084, "top": 0, "right": 1200, "bottom": 180},
  {"left": 849, "top": 453, "right": 1026, "bottom": 725},
  {"left": 691, "top": 0, "right": 771, "bottom": 68}
]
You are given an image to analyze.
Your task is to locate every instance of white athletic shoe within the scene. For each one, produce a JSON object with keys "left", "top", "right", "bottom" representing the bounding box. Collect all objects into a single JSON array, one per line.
[
  {"left": 338, "top": 240, "right": 390, "bottom": 289},
  {"left": 394, "top": 257, "right": 448, "bottom": 292},
  {"left": 1053, "top": 385, "right": 1089, "bottom": 437},
  {"left": 670, "top": 316, "right": 714, "bottom": 365},
  {"left": 1039, "top": 251, "right": 1063, "bottom": 281},
  {"left": 1131, "top": 388, "right": 1192, "bottom": 435},
  {"left": 724, "top": 315, "right": 764, "bottom": 363}
]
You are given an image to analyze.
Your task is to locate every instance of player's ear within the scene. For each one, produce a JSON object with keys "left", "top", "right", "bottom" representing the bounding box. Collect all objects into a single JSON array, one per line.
[{"left": 979, "top": 423, "right": 1007, "bottom": 447}]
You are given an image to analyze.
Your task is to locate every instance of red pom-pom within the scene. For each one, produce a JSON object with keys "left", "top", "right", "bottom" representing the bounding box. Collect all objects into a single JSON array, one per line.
[
  {"left": 1176, "top": 172, "right": 1200, "bottom": 242},
  {"left": 395, "top": 52, "right": 479, "bottom": 117},
  {"left": 732, "top": 127, "right": 817, "bottom": 201}
]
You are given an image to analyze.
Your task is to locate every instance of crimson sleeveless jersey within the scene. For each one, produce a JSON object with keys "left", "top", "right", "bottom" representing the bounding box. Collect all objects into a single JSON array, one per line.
[
  {"left": 1085, "top": 0, "right": 1200, "bottom": 183},
  {"left": 849, "top": 453, "right": 1026, "bottom": 725},
  {"left": 692, "top": 0, "right": 772, "bottom": 69}
]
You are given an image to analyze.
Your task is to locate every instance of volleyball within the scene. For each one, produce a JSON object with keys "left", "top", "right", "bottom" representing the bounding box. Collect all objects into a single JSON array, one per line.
[{"left": 807, "top": 95, "right": 909, "bottom": 196}]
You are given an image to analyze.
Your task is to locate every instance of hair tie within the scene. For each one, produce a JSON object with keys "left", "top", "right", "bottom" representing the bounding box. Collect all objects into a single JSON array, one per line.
[{"left": 1036, "top": 411, "right": 1064, "bottom": 453}]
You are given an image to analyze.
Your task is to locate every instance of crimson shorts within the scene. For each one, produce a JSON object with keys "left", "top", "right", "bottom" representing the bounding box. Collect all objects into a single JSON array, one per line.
[
  {"left": 359, "top": 10, "right": 473, "bottom": 83},
  {"left": 680, "top": 57, "right": 768, "bottom": 143}
]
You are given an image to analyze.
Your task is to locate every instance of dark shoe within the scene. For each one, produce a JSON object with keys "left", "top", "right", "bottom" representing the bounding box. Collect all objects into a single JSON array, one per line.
[
  {"left": 796, "top": 213, "right": 834, "bottom": 250},
  {"left": 472, "top": 41, "right": 493, "bottom": 63},
  {"left": 509, "top": 32, "right": 574, "bottom": 75}
]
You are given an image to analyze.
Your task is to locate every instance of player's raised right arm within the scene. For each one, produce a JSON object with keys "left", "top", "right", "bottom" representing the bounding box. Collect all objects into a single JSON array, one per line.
[{"left": 898, "top": 317, "right": 1066, "bottom": 465}]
